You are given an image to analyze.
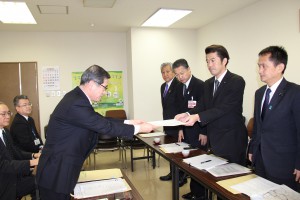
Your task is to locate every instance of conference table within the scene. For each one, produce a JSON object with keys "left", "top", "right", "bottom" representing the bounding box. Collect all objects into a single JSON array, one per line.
[{"left": 135, "top": 134, "right": 250, "bottom": 200}]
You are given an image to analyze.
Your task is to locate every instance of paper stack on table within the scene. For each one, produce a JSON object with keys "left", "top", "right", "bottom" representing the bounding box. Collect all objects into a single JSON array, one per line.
[
  {"left": 183, "top": 154, "right": 228, "bottom": 170},
  {"left": 159, "top": 142, "right": 191, "bottom": 153},
  {"left": 206, "top": 163, "right": 251, "bottom": 177}
]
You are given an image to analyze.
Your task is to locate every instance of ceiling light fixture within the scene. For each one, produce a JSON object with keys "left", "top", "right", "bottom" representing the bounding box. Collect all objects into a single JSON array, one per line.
[
  {"left": 0, "top": 1, "right": 36, "bottom": 24},
  {"left": 142, "top": 8, "right": 192, "bottom": 27}
]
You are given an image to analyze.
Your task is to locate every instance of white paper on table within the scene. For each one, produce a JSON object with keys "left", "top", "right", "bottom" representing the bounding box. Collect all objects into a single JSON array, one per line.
[
  {"left": 257, "top": 184, "right": 300, "bottom": 200},
  {"left": 159, "top": 142, "right": 191, "bottom": 153},
  {"left": 230, "top": 176, "right": 278, "bottom": 197},
  {"left": 73, "top": 178, "right": 130, "bottom": 199},
  {"left": 206, "top": 163, "right": 251, "bottom": 177},
  {"left": 148, "top": 119, "right": 186, "bottom": 127},
  {"left": 183, "top": 154, "right": 228, "bottom": 170},
  {"left": 139, "top": 132, "right": 166, "bottom": 137}
]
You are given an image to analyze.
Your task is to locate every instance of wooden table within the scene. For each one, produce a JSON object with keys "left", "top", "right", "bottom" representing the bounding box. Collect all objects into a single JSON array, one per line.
[{"left": 135, "top": 134, "right": 250, "bottom": 200}]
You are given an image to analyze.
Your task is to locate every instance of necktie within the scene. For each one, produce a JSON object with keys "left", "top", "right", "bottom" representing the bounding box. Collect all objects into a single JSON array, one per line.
[
  {"left": 183, "top": 84, "right": 187, "bottom": 96},
  {"left": 2, "top": 129, "right": 14, "bottom": 159},
  {"left": 213, "top": 80, "right": 220, "bottom": 96},
  {"left": 261, "top": 88, "right": 271, "bottom": 120},
  {"left": 163, "top": 83, "right": 169, "bottom": 98}
]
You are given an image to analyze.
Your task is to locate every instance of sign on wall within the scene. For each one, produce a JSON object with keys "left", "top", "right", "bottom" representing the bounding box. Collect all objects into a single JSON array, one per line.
[{"left": 72, "top": 71, "right": 124, "bottom": 115}]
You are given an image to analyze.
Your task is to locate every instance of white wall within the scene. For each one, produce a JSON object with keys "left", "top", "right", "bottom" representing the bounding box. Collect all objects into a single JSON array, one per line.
[
  {"left": 0, "top": 32, "right": 128, "bottom": 139},
  {"left": 128, "top": 28, "right": 202, "bottom": 121},
  {"left": 196, "top": 0, "right": 300, "bottom": 122}
]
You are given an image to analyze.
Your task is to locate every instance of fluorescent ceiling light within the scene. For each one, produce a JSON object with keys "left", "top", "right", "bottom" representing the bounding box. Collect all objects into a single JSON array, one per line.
[
  {"left": 142, "top": 8, "right": 192, "bottom": 27},
  {"left": 0, "top": 1, "right": 36, "bottom": 24}
]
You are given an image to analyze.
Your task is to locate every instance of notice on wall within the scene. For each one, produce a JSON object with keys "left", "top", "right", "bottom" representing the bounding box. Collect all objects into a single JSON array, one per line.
[
  {"left": 42, "top": 66, "right": 60, "bottom": 91},
  {"left": 72, "top": 71, "right": 124, "bottom": 115}
]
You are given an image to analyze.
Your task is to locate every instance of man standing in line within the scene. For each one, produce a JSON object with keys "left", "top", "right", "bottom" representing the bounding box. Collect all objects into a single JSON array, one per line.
[
  {"left": 249, "top": 46, "right": 300, "bottom": 191},
  {"left": 173, "top": 58, "right": 207, "bottom": 191},
  {"left": 37, "top": 65, "right": 155, "bottom": 200},
  {"left": 0, "top": 102, "right": 40, "bottom": 199},
  {"left": 10, "top": 95, "right": 43, "bottom": 153},
  {"left": 176, "top": 45, "right": 248, "bottom": 200},
  {"left": 159, "top": 62, "right": 181, "bottom": 181}
]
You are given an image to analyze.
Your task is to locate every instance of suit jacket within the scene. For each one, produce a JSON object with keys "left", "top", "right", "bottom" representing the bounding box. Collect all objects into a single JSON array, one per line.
[
  {"left": 36, "top": 86, "right": 135, "bottom": 195},
  {"left": 161, "top": 77, "right": 181, "bottom": 136},
  {"left": 10, "top": 113, "right": 43, "bottom": 153},
  {"left": 177, "top": 75, "right": 205, "bottom": 148},
  {"left": 0, "top": 128, "right": 32, "bottom": 199},
  {"left": 249, "top": 78, "right": 300, "bottom": 178},
  {"left": 190, "top": 71, "right": 248, "bottom": 164}
]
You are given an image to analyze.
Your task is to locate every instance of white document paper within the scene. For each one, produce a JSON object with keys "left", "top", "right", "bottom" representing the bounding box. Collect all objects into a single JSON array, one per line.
[
  {"left": 230, "top": 176, "right": 278, "bottom": 197},
  {"left": 257, "top": 184, "right": 300, "bottom": 200},
  {"left": 139, "top": 132, "right": 166, "bottom": 138},
  {"left": 206, "top": 163, "right": 251, "bottom": 177},
  {"left": 183, "top": 154, "right": 228, "bottom": 170},
  {"left": 73, "top": 178, "right": 130, "bottom": 199},
  {"left": 148, "top": 119, "right": 186, "bottom": 127},
  {"left": 159, "top": 142, "right": 190, "bottom": 153}
]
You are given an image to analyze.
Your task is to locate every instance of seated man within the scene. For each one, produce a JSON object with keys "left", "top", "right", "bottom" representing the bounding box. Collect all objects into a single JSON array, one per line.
[
  {"left": 0, "top": 102, "right": 40, "bottom": 199},
  {"left": 10, "top": 95, "right": 43, "bottom": 153}
]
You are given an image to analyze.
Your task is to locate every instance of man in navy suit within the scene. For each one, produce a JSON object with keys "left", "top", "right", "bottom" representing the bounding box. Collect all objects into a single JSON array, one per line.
[
  {"left": 0, "top": 102, "right": 40, "bottom": 200},
  {"left": 11, "top": 95, "right": 44, "bottom": 153},
  {"left": 36, "top": 65, "right": 155, "bottom": 200},
  {"left": 249, "top": 46, "right": 300, "bottom": 191},
  {"left": 159, "top": 62, "right": 181, "bottom": 181},
  {"left": 176, "top": 45, "right": 247, "bottom": 200}
]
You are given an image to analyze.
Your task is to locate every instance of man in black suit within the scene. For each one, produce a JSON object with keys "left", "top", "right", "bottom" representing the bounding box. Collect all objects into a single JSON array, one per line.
[
  {"left": 173, "top": 58, "right": 207, "bottom": 195},
  {"left": 0, "top": 102, "right": 40, "bottom": 200},
  {"left": 159, "top": 62, "right": 181, "bottom": 181},
  {"left": 10, "top": 95, "right": 43, "bottom": 153},
  {"left": 249, "top": 46, "right": 300, "bottom": 191},
  {"left": 176, "top": 46, "right": 247, "bottom": 200},
  {"left": 36, "top": 65, "right": 155, "bottom": 200}
]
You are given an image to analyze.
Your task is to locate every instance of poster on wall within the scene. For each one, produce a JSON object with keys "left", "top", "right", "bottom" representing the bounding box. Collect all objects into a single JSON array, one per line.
[
  {"left": 72, "top": 71, "right": 124, "bottom": 115},
  {"left": 42, "top": 66, "right": 60, "bottom": 90}
]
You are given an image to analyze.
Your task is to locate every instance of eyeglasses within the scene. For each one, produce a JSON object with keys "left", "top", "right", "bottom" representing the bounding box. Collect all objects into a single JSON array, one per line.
[
  {"left": 0, "top": 111, "right": 13, "bottom": 117},
  {"left": 100, "top": 84, "right": 108, "bottom": 91},
  {"left": 18, "top": 103, "right": 33, "bottom": 107}
]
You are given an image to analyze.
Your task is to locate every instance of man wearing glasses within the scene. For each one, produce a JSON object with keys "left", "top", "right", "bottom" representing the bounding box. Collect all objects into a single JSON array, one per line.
[
  {"left": 0, "top": 101, "right": 40, "bottom": 199},
  {"left": 10, "top": 95, "right": 43, "bottom": 153}
]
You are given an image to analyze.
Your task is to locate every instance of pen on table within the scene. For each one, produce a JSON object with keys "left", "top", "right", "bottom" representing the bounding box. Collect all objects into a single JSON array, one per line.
[{"left": 200, "top": 160, "right": 211, "bottom": 164}]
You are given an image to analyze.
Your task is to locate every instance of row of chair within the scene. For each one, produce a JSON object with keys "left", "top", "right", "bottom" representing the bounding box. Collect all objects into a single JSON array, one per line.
[{"left": 92, "top": 109, "right": 156, "bottom": 171}]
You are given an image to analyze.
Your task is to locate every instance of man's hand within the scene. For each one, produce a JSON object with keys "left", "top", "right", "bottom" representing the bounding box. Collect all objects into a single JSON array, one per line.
[
  {"left": 293, "top": 169, "right": 300, "bottom": 182},
  {"left": 30, "top": 158, "right": 39, "bottom": 167},
  {"left": 34, "top": 152, "right": 41, "bottom": 158},
  {"left": 184, "top": 114, "right": 199, "bottom": 126},
  {"left": 178, "top": 130, "right": 184, "bottom": 142},
  {"left": 248, "top": 153, "right": 253, "bottom": 162},
  {"left": 198, "top": 134, "right": 207, "bottom": 146},
  {"left": 175, "top": 113, "right": 189, "bottom": 122},
  {"left": 139, "top": 122, "right": 156, "bottom": 133}
]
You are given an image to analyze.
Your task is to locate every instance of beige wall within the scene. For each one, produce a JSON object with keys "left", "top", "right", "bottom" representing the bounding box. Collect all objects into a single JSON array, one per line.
[{"left": 196, "top": 0, "right": 300, "bottom": 123}]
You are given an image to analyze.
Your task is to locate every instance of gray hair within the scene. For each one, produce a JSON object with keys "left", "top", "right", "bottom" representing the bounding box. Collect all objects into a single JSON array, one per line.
[
  {"left": 80, "top": 65, "right": 111, "bottom": 85},
  {"left": 13, "top": 95, "right": 29, "bottom": 107}
]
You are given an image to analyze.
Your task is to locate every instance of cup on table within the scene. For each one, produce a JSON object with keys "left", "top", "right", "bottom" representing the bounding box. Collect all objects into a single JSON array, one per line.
[
  {"left": 182, "top": 149, "right": 190, "bottom": 158},
  {"left": 153, "top": 137, "right": 160, "bottom": 144}
]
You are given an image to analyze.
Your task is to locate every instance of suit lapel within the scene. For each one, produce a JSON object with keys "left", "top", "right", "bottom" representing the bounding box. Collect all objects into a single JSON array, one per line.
[
  {"left": 264, "top": 78, "right": 287, "bottom": 120},
  {"left": 213, "top": 70, "right": 232, "bottom": 100}
]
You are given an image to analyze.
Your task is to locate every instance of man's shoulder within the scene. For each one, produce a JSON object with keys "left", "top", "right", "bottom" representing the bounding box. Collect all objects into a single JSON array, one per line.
[{"left": 191, "top": 75, "right": 204, "bottom": 85}]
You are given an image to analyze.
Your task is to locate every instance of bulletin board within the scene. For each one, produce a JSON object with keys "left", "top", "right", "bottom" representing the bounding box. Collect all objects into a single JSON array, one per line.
[{"left": 72, "top": 71, "right": 124, "bottom": 115}]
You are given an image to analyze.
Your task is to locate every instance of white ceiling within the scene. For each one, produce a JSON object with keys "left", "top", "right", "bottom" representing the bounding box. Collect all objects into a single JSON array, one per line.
[{"left": 0, "top": 0, "right": 261, "bottom": 32}]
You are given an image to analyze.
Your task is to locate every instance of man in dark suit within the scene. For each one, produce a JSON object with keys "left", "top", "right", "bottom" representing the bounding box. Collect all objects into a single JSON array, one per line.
[
  {"left": 173, "top": 58, "right": 207, "bottom": 197},
  {"left": 159, "top": 62, "right": 181, "bottom": 181},
  {"left": 0, "top": 102, "right": 40, "bottom": 200},
  {"left": 176, "top": 46, "right": 247, "bottom": 200},
  {"left": 36, "top": 65, "right": 155, "bottom": 200},
  {"left": 249, "top": 46, "right": 300, "bottom": 191},
  {"left": 10, "top": 95, "right": 43, "bottom": 153}
]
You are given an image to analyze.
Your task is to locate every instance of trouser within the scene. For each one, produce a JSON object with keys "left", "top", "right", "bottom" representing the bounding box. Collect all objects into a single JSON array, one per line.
[{"left": 39, "top": 186, "right": 71, "bottom": 200}]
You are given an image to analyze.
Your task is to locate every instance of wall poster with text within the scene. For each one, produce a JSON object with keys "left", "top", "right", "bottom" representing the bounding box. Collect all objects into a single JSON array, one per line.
[{"left": 72, "top": 71, "right": 124, "bottom": 116}]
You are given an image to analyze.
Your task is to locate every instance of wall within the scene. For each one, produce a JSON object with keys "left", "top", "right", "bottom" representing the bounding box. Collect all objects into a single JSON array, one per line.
[
  {"left": 128, "top": 28, "right": 201, "bottom": 121},
  {"left": 0, "top": 32, "right": 128, "bottom": 139},
  {"left": 196, "top": 0, "right": 300, "bottom": 122}
]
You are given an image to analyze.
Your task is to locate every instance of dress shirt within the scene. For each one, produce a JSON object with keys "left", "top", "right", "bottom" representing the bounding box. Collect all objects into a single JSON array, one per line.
[
  {"left": 214, "top": 70, "right": 227, "bottom": 94},
  {"left": 261, "top": 77, "right": 283, "bottom": 112},
  {"left": 0, "top": 129, "right": 5, "bottom": 145}
]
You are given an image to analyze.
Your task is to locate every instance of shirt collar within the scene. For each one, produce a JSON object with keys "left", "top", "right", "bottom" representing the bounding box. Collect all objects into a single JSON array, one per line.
[
  {"left": 215, "top": 69, "right": 227, "bottom": 83},
  {"left": 185, "top": 75, "right": 192, "bottom": 88},
  {"left": 267, "top": 77, "right": 283, "bottom": 92},
  {"left": 166, "top": 77, "right": 175, "bottom": 87}
]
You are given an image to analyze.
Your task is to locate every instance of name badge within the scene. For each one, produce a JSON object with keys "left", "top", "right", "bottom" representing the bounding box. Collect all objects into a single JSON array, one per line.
[
  {"left": 34, "top": 138, "right": 41, "bottom": 146},
  {"left": 188, "top": 100, "right": 196, "bottom": 108}
]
